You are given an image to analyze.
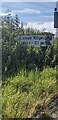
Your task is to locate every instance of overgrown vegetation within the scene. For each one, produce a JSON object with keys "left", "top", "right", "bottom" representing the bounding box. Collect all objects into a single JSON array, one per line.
[
  {"left": 1, "top": 13, "right": 58, "bottom": 119},
  {"left": 2, "top": 68, "right": 57, "bottom": 118}
]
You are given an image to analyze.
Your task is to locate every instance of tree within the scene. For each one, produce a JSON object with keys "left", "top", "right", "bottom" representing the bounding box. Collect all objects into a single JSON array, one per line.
[{"left": 15, "top": 14, "right": 20, "bottom": 29}]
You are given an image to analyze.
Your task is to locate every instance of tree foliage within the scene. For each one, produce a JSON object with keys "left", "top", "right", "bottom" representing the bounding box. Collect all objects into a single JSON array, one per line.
[{"left": 2, "top": 14, "right": 58, "bottom": 78}]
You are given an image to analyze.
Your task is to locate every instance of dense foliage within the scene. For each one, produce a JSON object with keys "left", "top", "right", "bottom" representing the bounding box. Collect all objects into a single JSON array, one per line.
[
  {"left": 2, "top": 14, "right": 57, "bottom": 78},
  {"left": 1, "top": 13, "right": 58, "bottom": 119},
  {"left": 2, "top": 68, "right": 57, "bottom": 118}
]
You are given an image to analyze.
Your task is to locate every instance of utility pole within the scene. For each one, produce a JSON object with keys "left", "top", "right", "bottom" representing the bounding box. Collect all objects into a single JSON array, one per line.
[{"left": 54, "top": 1, "right": 58, "bottom": 38}]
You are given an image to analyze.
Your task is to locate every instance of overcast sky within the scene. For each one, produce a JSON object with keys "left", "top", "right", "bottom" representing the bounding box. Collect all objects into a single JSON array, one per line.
[
  {"left": 1, "top": 2, "right": 56, "bottom": 33},
  {"left": 1, "top": 0, "right": 57, "bottom": 2}
]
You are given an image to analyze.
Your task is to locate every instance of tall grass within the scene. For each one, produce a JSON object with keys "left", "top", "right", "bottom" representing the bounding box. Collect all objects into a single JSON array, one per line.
[{"left": 2, "top": 67, "right": 57, "bottom": 118}]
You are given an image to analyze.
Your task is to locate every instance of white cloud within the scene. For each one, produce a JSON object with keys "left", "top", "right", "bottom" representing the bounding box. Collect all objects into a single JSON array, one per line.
[
  {"left": 23, "top": 21, "right": 56, "bottom": 34},
  {"left": 0, "top": 11, "right": 13, "bottom": 16},
  {"left": 0, "top": 8, "right": 40, "bottom": 17},
  {"left": 43, "top": 15, "right": 54, "bottom": 18},
  {"left": 12, "top": 8, "right": 40, "bottom": 14},
  {"left": 0, "top": 13, "right": 9, "bottom": 16}
]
